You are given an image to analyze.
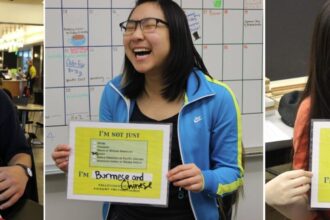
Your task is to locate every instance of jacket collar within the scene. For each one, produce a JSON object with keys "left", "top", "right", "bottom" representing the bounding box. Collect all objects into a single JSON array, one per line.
[
  {"left": 110, "top": 69, "right": 215, "bottom": 104},
  {"left": 184, "top": 69, "right": 215, "bottom": 105}
]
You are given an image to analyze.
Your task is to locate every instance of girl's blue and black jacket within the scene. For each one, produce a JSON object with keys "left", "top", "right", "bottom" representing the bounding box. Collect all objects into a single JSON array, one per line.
[{"left": 100, "top": 70, "right": 244, "bottom": 220}]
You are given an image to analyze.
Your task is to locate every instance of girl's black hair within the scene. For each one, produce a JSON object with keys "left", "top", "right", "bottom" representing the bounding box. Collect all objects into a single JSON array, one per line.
[
  {"left": 300, "top": 1, "right": 330, "bottom": 120},
  {"left": 297, "top": 1, "right": 330, "bottom": 169},
  {"left": 121, "top": 0, "right": 210, "bottom": 101}
]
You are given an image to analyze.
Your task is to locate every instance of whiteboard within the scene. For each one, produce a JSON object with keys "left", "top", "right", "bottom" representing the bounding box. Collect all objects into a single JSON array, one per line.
[{"left": 45, "top": 0, "right": 264, "bottom": 174}]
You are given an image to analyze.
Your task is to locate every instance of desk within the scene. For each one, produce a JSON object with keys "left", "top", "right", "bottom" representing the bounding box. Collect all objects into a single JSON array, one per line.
[
  {"left": 16, "top": 104, "right": 43, "bottom": 130},
  {"left": 265, "top": 111, "right": 293, "bottom": 150},
  {"left": 0, "top": 79, "right": 27, "bottom": 97},
  {"left": 266, "top": 111, "right": 294, "bottom": 167}
]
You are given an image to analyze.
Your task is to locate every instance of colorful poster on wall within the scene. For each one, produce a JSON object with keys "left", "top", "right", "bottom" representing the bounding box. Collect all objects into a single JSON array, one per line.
[
  {"left": 67, "top": 121, "right": 171, "bottom": 206},
  {"left": 310, "top": 120, "right": 330, "bottom": 208}
]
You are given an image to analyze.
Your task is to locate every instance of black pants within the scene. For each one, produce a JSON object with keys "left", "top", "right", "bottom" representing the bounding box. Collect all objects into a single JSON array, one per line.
[{"left": 29, "top": 78, "right": 36, "bottom": 95}]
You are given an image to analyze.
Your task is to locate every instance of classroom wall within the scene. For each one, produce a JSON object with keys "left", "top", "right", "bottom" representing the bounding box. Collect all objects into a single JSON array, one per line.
[
  {"left": 236, "top": 156, "right": 263, "bottom": 220},
  {"left": 266, "top": 0, "right": 327, "bottom": 80},
  {"left": 46, "top": 174, "right": 103, "bottom": 220},
  {"left": 46, "top": 156, "right": 263, "bottom": 220}
]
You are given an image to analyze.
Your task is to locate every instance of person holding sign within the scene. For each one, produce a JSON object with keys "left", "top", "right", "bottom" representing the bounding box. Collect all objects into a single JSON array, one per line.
[
  {"left": 266, "top": 1, "right": 330, "bottom": 219},
  {"left": 52, "top": 0, "right": 244, "bottom": 219}
]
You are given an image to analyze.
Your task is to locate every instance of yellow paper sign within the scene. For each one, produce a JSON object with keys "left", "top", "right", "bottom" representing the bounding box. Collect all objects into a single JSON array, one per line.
[
  {"left": 310, "top": 120, "right": 330, "bottom": 208},
  {"left": 318, "top": 128, "right": 330, "bottom": 202},
  {"left": 67, "top": 121, "right": 171, "bottom": 206}
]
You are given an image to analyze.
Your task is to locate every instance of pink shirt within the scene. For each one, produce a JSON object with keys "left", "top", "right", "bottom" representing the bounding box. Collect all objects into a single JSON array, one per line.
[{"left": 293, "top": 97, "right": 311, "bottom": 170}]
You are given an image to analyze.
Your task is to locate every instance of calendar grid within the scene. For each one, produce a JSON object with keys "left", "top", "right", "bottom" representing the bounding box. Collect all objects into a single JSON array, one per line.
[
  {"left": 242, "top": 1, "right": 245, "bottom": 113},
  {"left": 87, "top": 0, "right": 91, "bottom": 120},
  {"left": 45, "top": 0, "right": 264, "bottom": 171},
  {"left": 60, "top": 0, "right": 67, "bottom": 124},
  {"left": 110, "top": 0, "right": 114, "bottom": 80}
]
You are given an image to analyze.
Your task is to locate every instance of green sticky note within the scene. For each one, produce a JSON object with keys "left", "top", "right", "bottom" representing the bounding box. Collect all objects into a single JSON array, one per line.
[{"left": 214, "top": 0, "right": 222, "bottom": 8}]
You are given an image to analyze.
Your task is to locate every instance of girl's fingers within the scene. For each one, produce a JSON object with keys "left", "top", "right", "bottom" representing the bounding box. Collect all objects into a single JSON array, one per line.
[
  {"left": 289, "top": 183, "right": 310, "bottom": 198},
  {"left": 288, "top": 175, "right": 311, "bottom": 188},
  {"left": 284, "top": 170, "right": 312, "bottom": 179},
  {"left": 169, "top": 169, "right": 199, "bottom": 182},
  {"left": 173, "top": 175, "right": 201, "bottom": 187},
  {"left": 55, "top": 157, "right": 68, "bottom": 165},
  {"left": 167, "top": 164, "right": 193, "bottom": 177},
  {"left": 55, "top": 144, "right": 71, "bottom": 151},
  {"left": 183, "top": 183, "right": 203, "bottom": 192}
]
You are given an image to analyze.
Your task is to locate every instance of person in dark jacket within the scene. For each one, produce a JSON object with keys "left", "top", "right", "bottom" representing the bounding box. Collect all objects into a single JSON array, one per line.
[{"left": 0, "top": 89, "right": 33, "bottom": 217}]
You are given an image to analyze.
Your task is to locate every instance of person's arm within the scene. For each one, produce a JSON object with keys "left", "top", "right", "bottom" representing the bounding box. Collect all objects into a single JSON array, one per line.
[
  {"left": 8, "top": 153, "right": 31, "bottom": 167},
  {"left": 169, "top": 84, "right": 244, "bottom": 195},
  {"left": 202, "top": 84, "right": 244, "bottom": 197},
  {"left": 0, "top": 90, "right": 33, "bottom": 209},
  {"left": 0, "top": 153, "right": 31, "bottom": 210},
  {"left": 292, "top": 98, "right": 311, "bottom": 170}
]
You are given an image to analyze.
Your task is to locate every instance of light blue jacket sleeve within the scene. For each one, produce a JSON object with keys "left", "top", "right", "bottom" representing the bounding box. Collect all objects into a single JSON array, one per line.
[
  {"left": 202, "top": 85, "right": 244, "bottom": 197},
  {"left": 99, "top": 83, "right": 113, "bottom": 122}
]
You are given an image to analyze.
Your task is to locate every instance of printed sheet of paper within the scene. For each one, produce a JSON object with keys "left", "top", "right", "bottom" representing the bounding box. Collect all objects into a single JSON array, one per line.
[
  {"left": 67, "top": 121, "right": 171, "bottom": 206},
  {"left": 310, "top": 120, "right": 330, "bottom": 208}
]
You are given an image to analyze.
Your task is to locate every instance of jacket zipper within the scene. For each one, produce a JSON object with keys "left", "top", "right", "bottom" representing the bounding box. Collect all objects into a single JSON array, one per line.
[
  {"left": 105, "top": 83, "right": 131, "bottom": 220},
  {"left": 177, "top": 93, "right": 215, "bottom": 220}
]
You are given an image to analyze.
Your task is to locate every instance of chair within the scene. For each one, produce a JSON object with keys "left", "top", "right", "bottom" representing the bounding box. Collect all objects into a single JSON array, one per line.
[
  {"left": 29, "top": 118, "right": 43, "bottom": 147},
  {"left": 12, "top": 96, "right": 29, "bottom": 106},
  {"left": 33, "top": 91, "right": 43, "bottom": 105},
  {"left": 28, "top": 91, "right": 43, "bottom": 144}
]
